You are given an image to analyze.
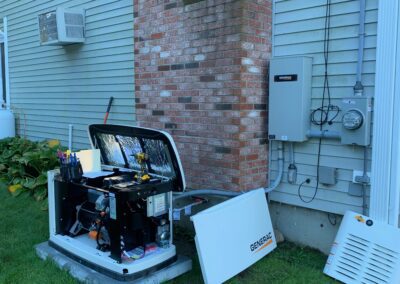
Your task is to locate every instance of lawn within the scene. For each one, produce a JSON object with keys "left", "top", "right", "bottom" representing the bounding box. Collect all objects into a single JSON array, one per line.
[{"left": 0, "top": 184, "right": 337, "bottom": 284}]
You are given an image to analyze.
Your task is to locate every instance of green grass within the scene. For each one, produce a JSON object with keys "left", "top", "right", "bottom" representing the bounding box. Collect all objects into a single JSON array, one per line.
[
  {"left": 0, "top": 184, "right": 337, "bottom": 284},
  {"left": 0, "top": 183, "right": 76, "bottom": 284}
]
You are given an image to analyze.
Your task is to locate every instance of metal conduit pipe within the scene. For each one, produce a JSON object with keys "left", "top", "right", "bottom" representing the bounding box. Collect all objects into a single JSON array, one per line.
[
  {"left": 306, "top": 130, "right": 341, "bottom": 139},
  {"left": 173, "top": 142, "right": 285, "bottom": 200},
  {"left": 362, "top": 147, "right": 369, "bottom": 215},
  {"left": 356, "top": 0, "right": 366, "bottom": 85},
  {"left": 355, "top": 0, "right": 369, "bottom": 214},
  {"left": 288, "top": 142, "right": 294, "bottom": 165},
  {"left": 354, "top": 0, "right": 366, "bottom": 96}
]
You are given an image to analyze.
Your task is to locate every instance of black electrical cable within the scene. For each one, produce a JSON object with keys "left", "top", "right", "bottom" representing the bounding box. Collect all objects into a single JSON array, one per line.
[
  {"left": 310, "top": 0, "right": 339, "bottom": 127},
  {"left": 298, "top": 178, "right": 311, "bottom": 203},
  {"left": 327, "top": 213, "right": 337, "bottom": 226},
  {"left": 299, "top": 0, "right": 337, "bottom": 204}
]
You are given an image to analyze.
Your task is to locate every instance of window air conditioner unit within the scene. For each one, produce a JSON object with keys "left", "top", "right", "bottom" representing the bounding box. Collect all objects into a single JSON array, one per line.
[{"left": 38, "top": 8, "right": 85, "bottom": 46}]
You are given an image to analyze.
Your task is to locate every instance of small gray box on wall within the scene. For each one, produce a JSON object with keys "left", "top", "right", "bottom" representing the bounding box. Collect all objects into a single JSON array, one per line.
[
  {"left": 318, "top": 166, "right": 337, "bottom": 186},
  {"left": 268, "top": 57, "right": 312, "bottom": 142}
]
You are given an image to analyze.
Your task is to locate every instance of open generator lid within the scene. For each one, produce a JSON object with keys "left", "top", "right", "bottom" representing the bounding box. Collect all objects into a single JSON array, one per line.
[{"left": 88, "top": 124, "right": 186, "bottom": 192}]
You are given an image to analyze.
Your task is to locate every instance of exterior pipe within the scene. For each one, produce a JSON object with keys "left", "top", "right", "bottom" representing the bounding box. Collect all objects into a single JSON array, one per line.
[
  {"left": 287, "top": 142, "right": 297, "bottom": 184},
  {"left": 355, "top": 0, "right": 369, "bottom": 214},
  {"left": 354, "top": 0, "right": 366, "bottom": 96},
  {"left": 173, "top": 142, "right": 284, "bottom": 200},
  {"left": 268, "top": 138, "right": 273, "bottom": 187},
  {"left": 3, "top": 17, "right": 10, "bottom": 110},
  {"left": 288, "top": 142, "right": 294, "bottom": 165},
  {"left": 306, "top": 129, "right": 341, "bottom": 139},
  {"left": 68, "top": 124, "right": 73, "bottom": 151},
  {"left": 356, "top": 0, "right": 366, "bottom": 83},
  {"left": 362, "top": 147, "right": 369, "bottom": 215},
  {"left": 0, "top": 41, "right": 3, "bottom": 108}
]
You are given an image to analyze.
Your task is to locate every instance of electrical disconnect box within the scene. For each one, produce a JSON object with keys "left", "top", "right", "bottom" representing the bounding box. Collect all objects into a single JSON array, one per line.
[
  {"left": 341, "top": 97, "right": 372, "bottom": 146},
  {"left": 268, "top": 57, "right": 312, "bottom": 142}
]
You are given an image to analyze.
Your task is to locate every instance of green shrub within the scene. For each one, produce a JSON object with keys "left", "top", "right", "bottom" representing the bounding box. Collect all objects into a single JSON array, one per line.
[{"left": 0, "top": 137, "right": 61, "bottom": 200}]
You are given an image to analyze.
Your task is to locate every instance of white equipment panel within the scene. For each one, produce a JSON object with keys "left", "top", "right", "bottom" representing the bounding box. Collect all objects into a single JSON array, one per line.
[
  {"left": 191, "top": 189, "right": 276, "bottom": 284},
  {"left": 324, "top": 211, "right": 400, "bottom": 284}
]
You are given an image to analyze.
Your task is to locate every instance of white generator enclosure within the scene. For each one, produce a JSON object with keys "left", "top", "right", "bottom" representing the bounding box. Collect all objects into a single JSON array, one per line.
[
  {"left": 191, "top": 189, "right": 277, "bottom": 284},
  {"left": 46, "top": 124, "right": 278, "bottom": 282},
  {"left": 47, "top": 124, "right": 186, "bottom": 281},
  {"left": 324, "top": 211, "right": 400, "bottom": 283},
  {"left": 268, "top": 56, "right": 312, "bottom": 142},
  {"left": 38, "top": 8, "right": 85, "bottom": 45}
]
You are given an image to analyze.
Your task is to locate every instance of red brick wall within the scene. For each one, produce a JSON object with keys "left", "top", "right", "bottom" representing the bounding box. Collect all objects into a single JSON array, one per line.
[{"left": 134, "top": 0, "right": 272, "bottom": 191}]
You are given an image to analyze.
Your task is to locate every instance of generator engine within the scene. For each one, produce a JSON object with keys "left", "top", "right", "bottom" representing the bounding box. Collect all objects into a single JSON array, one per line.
[{"left": 69, "top": 193, "right": 111, "bottom": 250}]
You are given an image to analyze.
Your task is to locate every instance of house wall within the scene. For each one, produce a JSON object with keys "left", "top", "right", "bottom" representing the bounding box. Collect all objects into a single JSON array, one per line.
[
  {"left": 134, "top": 0, "right": 272, "bottom": 191},
  {"left": 0, "top": 0, "right": 134, "bottom": 150},
  {"left": 269, "top": 0, "right": 378, "bottom": 215}
]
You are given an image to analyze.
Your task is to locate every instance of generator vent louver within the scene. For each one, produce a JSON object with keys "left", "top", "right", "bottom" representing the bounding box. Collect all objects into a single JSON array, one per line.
[{"left": 324, "top": 212, "right": 400, "bottom": 284}]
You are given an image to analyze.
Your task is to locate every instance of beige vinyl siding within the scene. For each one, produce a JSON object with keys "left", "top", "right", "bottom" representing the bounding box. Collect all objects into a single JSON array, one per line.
[
  {"left": 0, "top": 0, "right": 134, "bottom": 150},
  {"left": 270, "top": 0, "right": 377, "bottom": 215}
]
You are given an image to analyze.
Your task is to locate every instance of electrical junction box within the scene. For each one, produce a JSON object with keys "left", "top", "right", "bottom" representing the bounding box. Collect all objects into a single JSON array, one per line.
[
  {"left": 268, "top": 56, "right": 312, "bottom": 142},
  {"left": 318, "top": 166, "right": 337, "bottom": 186},
  {"left": 341, "top": 96, "right": 372, "bottom": 146}
]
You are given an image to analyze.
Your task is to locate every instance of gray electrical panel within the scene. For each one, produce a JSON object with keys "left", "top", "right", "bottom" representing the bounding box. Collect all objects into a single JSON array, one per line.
[
  {"left": 268, "top": 57, "right": 312, "bottom": 142},
  {"left": 341, "top": 97, "right": 372, "bottom": 146}
]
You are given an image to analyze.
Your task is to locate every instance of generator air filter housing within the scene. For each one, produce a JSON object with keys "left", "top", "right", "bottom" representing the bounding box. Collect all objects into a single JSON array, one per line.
[
  {"left": 324, "top": 211, "right": 400, "bottom": 283},
  {"left": 38, "top": 8, "right": 85, "bottom": 45}
]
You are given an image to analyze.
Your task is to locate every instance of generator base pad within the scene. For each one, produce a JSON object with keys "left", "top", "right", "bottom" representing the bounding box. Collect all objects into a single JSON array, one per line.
[{"left": 35, "top": 242, "right": 192, "bottom": 283}]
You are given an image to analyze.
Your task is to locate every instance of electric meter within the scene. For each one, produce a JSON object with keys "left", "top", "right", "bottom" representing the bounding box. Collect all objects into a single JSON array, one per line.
[
  {"left": 342, "top": 109, "right": 363, "bottom": 130},
  {"left": 341, "top": 97, "right": 372, "bottom": 146}
]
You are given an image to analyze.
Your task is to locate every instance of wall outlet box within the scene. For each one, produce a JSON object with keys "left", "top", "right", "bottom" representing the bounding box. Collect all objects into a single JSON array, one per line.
[
  {"left": 318, "top": 166, "right": 337, "bottom": 185},
  {"left": 348, "top": 183, "right": 363, "bottom": 197},
  {"left": 352, "top": 170, "right": 371, "bottom": 184}
]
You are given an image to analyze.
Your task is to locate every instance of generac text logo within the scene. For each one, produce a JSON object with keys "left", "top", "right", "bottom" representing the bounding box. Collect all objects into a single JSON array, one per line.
[{"left": 250, "top": 232, "right": 273, "bottom": 253}]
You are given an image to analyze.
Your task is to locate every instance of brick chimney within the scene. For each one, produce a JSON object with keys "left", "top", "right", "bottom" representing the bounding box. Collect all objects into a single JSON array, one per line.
[{"left": 134, "top": 0, "right": 272, "bottom": 191}]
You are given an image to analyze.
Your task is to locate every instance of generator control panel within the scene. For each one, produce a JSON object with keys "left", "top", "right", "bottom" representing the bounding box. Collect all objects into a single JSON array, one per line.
[{"left": 268, "top": 57, "right": 312, "bottom": 142}]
